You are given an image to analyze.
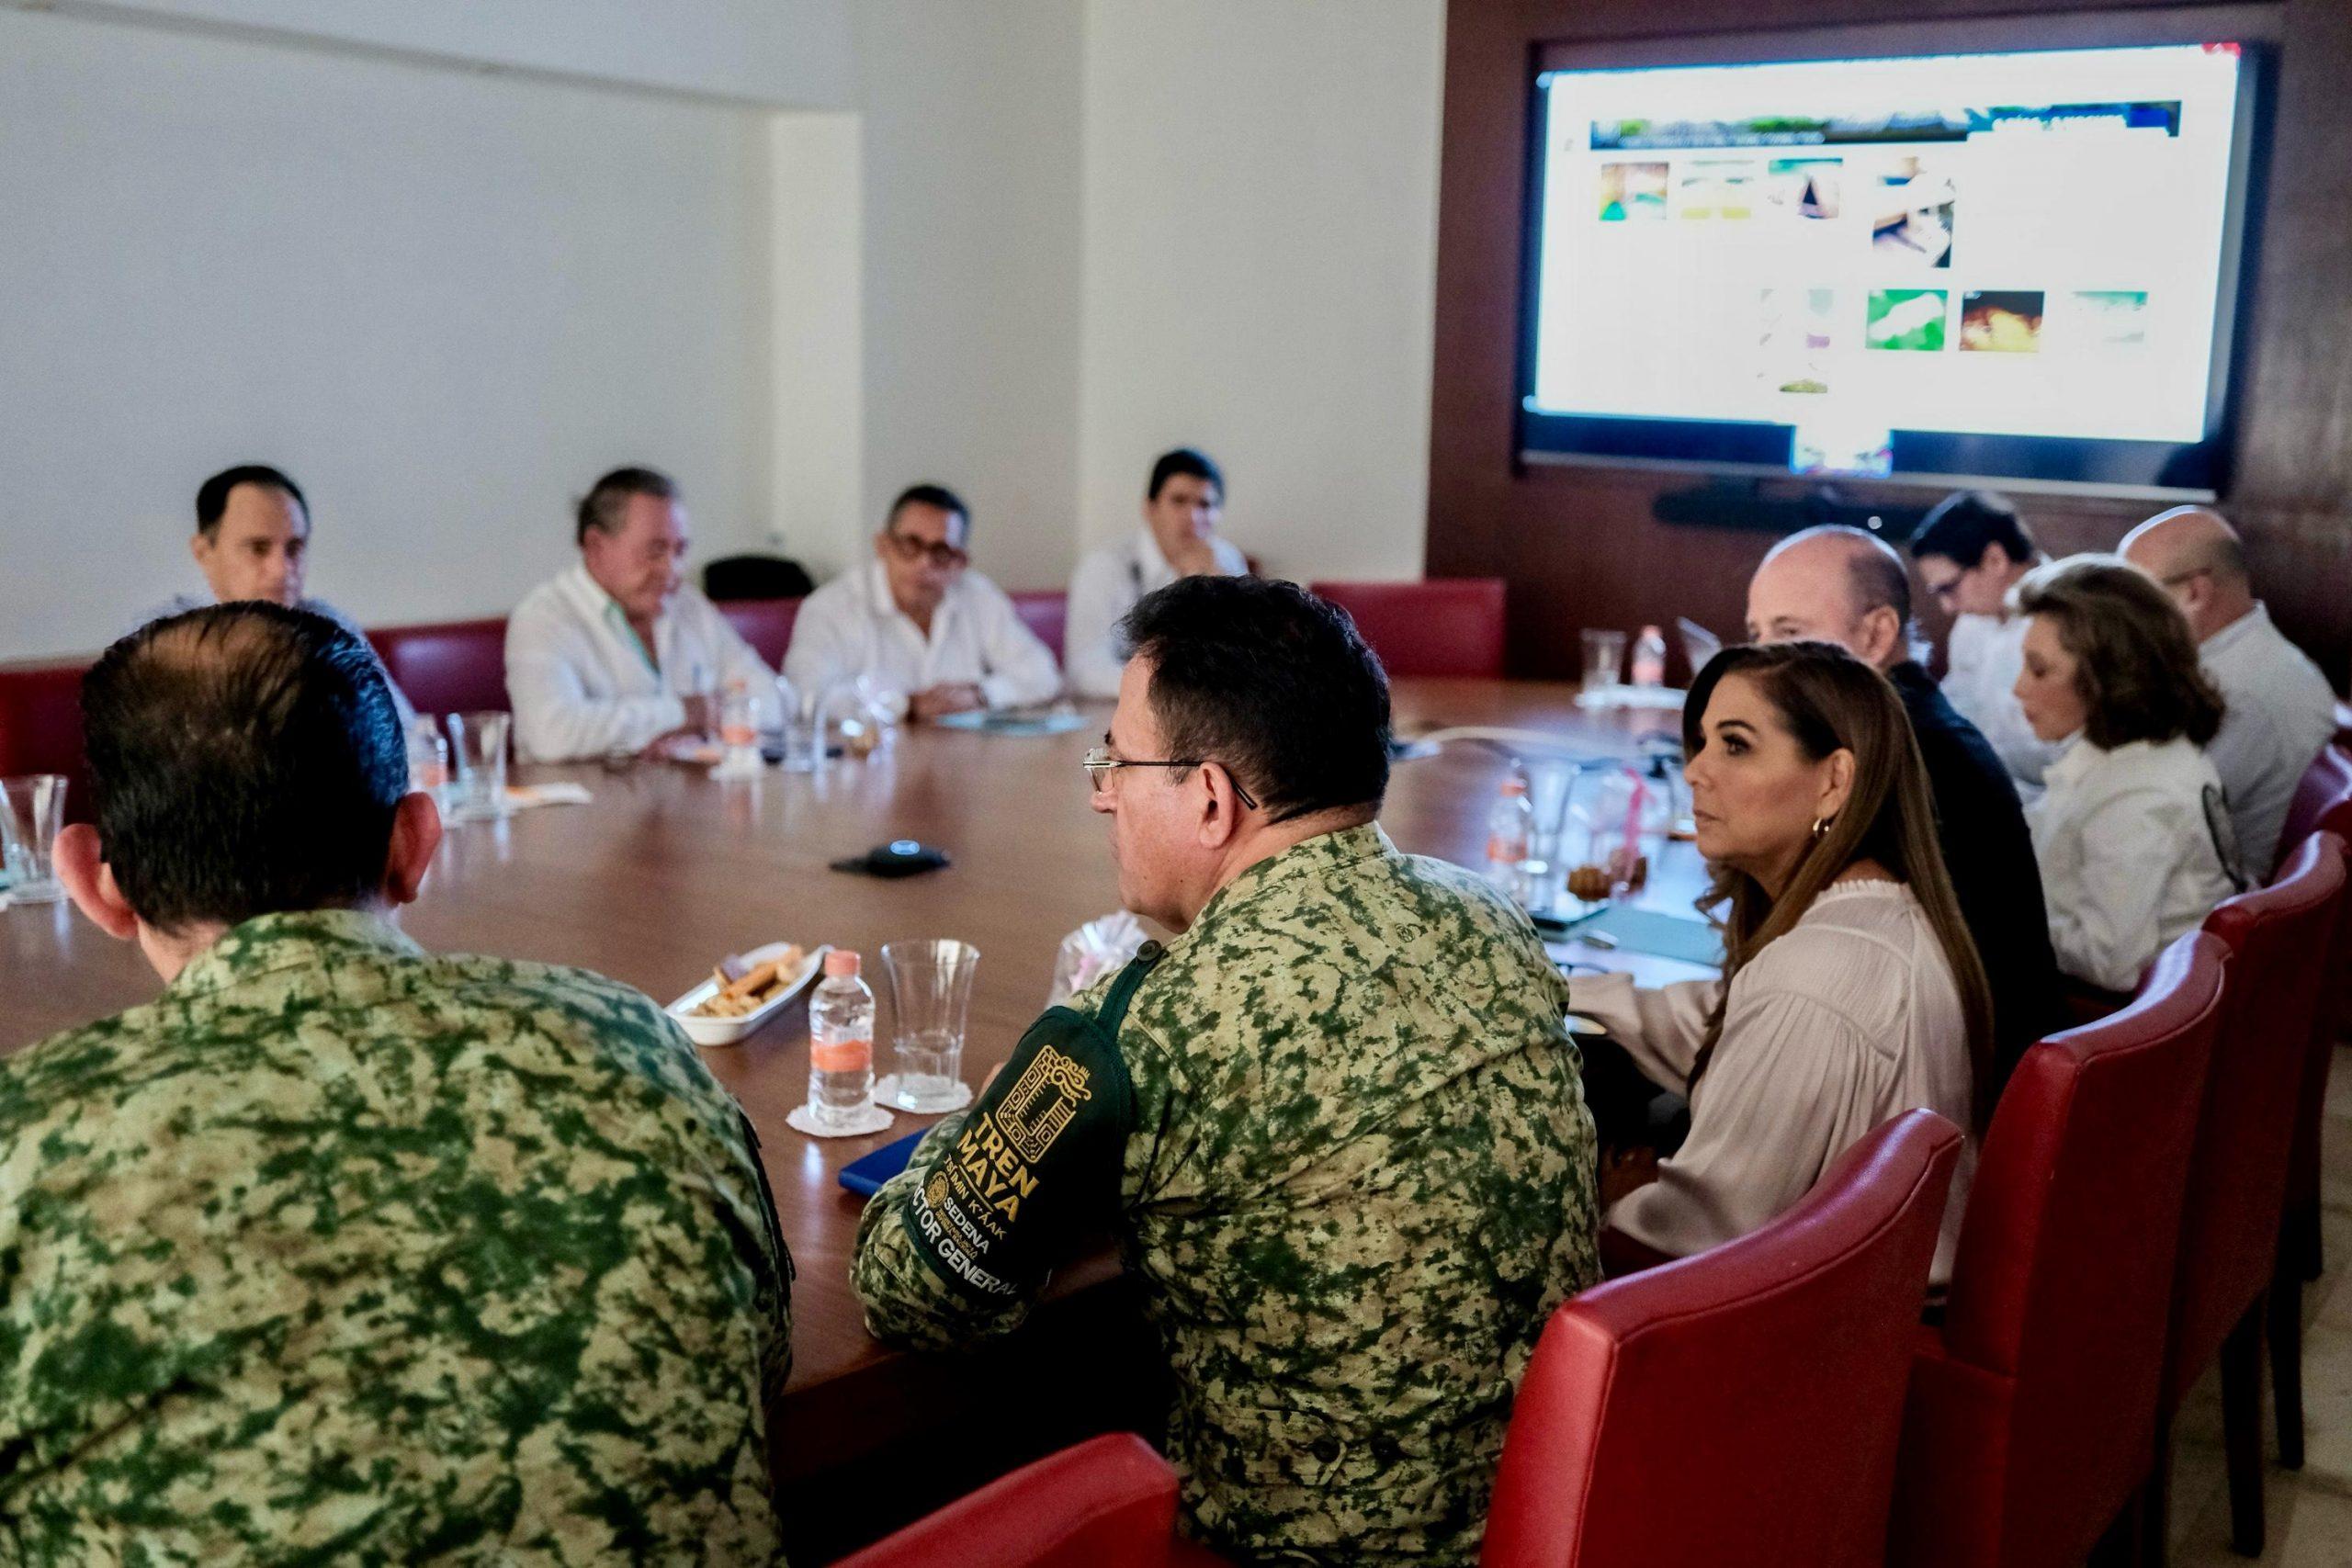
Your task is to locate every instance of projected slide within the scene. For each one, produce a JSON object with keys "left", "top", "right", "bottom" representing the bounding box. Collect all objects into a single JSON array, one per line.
[{"left": 1525, "top": 44, "right": 2247, "bottom": 474}]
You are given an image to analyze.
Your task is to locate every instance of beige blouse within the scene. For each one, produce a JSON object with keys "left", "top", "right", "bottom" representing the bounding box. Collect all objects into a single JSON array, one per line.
[{"left": 1575, "top": 880, "right": 1977, "bottom": 1283}]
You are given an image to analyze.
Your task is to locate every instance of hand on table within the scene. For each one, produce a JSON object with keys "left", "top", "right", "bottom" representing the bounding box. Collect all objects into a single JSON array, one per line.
[{"left": 910, "top": 682, "right": 985, "bottom": 723}]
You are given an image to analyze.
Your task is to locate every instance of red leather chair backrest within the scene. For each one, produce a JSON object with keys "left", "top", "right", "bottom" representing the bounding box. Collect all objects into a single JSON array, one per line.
[
  {"left": 1483, "top": 1109, "right": 1962, "bottom": 1568},
  {"left": 1010, "top": 590, "right": 1068, "bottom": 662},
  {"left": 2274, "top": 743, "right": 2351, "bottom": 880},
  {"left": 369, "top": 619, "right": 510, "bottom": 717},
  {"left": 2165, "top": 831, "right": 2347, "bottom": 1408},
  {"left": 716, "top": 597, "right": 801, "bottom": 670},
  {"left": 833, "top": 1432, "right": 1179, "bottom": 1568},
  {"left": 1308, "top": 579, "right": 1508, "bottom": 679},
  {"left": 1916, "top": 930, "right": 2224, "bottom": 1562},
  {"left": 0, "top": 661, "right": 96, "bottom": 824}
]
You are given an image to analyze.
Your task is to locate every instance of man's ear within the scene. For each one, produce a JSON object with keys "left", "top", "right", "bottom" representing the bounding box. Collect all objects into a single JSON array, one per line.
[
  {"left": 188, "top": 531, "right": 210, "bottom": 570},
  {"left": 382, "top": 792, "right": 443, "bottom": 908},
  {"left": 1859, "top": 606, "right": 1904, "bottom": 669},
  {"left": 57, "top": 824, "right": 141, "bottom": 942},
  {"left": 1193, "top": 763, "right": 1250, "bottom": 852}
]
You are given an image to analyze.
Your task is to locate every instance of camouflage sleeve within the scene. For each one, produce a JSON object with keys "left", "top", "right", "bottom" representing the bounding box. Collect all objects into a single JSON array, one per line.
[
  {"left": 852, "top": 1000, "right": 1139, "bottom": 1350},
  {"left": 851, "top": 1111, "right": 1034, "bottom": 1350}
]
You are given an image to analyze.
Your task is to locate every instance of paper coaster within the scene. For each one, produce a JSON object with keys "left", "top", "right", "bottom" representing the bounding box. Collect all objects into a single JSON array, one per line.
[
  {"left": 786, "top": 1101, "right": 897, "bottom": 1139},
  {"left": 875, "top": 1075, "right": 974, "bottom": 1114}
]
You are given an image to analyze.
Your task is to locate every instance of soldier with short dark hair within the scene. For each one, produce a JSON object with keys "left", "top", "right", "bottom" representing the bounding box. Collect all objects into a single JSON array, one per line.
[
  {"left": 3, "top": 604, "right": 792, "bottom": 1562},
  {"left": 852, "top": 575, "right": 1600, "bottom": 1566}
]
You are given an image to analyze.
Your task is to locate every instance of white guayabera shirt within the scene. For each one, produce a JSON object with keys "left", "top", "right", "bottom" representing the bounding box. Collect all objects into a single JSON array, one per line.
[
  {"left": 503, "top": 564, "right": 770, "bottom": 762},
  {"left": 783, "top": 559, "right": 1060, "bottom": 718}
]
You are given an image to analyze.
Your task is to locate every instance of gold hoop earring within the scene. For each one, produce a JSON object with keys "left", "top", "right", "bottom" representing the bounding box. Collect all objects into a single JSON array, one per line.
[{"left": 1811, "top": 816, "right": 1834, "bottom": 841}]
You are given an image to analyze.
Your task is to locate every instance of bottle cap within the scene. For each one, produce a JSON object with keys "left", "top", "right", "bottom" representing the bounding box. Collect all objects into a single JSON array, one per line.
[
  {"left": 823, "top": 949, "right": 860, "bottom": 978},
  {"left": 1640, "top": 624, "right": 1662, "bottom": 637}
]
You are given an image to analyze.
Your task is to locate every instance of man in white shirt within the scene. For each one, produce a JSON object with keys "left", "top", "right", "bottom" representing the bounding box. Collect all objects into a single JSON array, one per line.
[
  {"left": 1065, "top": 448, "right": 1250, "bottom": 699},
  {"left": 1910, "top": 491, "right": 2061, "bottom": 791},
  {"left": 137, "top": 465, "right": 414, "bottom": 728},
  {"left": 2120, "top": 505, "right": 2338, "bottom": 874},
  {"left": 504, "top": 468, "right": 773, "bottom": 762},
  {"left": 784, "top": 484, "right": 1060, "bottom": 721}
]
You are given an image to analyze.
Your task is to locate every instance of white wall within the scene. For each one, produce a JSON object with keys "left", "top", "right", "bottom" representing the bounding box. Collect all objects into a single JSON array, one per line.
[
  {"left": 842, "top": 0, "right": 1086, "bottom": 593},
  {"left": 48, "top": 0, "right": 854, "bottom": 107},
  {"left": 0, "top": 3, "right": 1451, "bottom": 660},
  {"left": 0, "top": 6, "right": 773, "bottom": 660},
  {"left": 1075, "top": 0, "right": 1446, "bottom": 583}
]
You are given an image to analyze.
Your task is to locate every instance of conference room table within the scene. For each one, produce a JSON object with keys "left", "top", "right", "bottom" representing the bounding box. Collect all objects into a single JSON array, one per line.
[{"left": 0, "top": 676, "right": 1713, "bottom": 1556}]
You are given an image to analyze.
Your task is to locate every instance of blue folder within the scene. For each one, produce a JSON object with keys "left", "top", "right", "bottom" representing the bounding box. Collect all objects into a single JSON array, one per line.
[{"left": 837, "top": 1130, "right": 927, "bottom": 1198}]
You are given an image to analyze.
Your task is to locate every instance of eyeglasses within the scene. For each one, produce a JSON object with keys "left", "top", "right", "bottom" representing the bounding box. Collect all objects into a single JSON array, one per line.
[
  {"left": 884, "top": 531, "right": 969, "bottom": 569},
  {"left": 1082, "top": 746, "right": 1260, "bottom": 810},
  {"left": 1921, "top": 568, "right": 1969, "bottom": 604}
]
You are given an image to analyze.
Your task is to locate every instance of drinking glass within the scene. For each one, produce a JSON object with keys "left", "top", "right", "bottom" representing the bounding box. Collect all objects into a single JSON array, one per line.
[
  {"left": 773, "top": 676, "right": 822, "bottom": 773},
  {"left": 0, "top": 774, "right": 68, "bottom": 905},
  {"left": 1580, "top": 629, "right": 1627, "bottom": 696},
  {"left": 880, "top": 940, "right": 980, "bottom": 1111},
  {"left": 447, "top": 711, "right": 511, "bottom": 823}
]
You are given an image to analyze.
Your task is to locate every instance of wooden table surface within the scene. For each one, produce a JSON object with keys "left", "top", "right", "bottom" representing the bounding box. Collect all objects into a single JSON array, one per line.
[{"left": 0, "top": 677, "right": 1712, "bottom": 1517}]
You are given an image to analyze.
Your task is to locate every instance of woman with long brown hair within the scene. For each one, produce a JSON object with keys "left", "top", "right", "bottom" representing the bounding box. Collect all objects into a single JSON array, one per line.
[{"left": 1577, "top": 641, "right": 1992, "bottom": 1281}]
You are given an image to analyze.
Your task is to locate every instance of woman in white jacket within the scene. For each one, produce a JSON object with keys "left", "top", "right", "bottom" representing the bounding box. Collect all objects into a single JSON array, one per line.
[
  {"left": 2012, "top": 555, "right": 2242, "bottom": 993},
  {"left": 1577, "top": 642, "right": 1991, "bottom": 1282}
]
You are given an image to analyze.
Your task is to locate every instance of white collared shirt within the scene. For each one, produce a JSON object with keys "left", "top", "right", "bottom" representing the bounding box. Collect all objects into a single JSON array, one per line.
[
  {"left": 2199, "top": 603, "right": 2337, "bottom": 874},
  {"left": 503, "top": 563, "right": 772, "bottom": 762},
  {"left": 2028, "top": 734, "right": 2241, "bottom": 993},
  {"left": 1065, "top": 529, "right": 1250, "bottom": 698},
  {"left": 782, "top": 558, "right": 1060, "bottom": 714},
  {"left": 1940, "top": 612, "right": 2064, "bottom": 793}
]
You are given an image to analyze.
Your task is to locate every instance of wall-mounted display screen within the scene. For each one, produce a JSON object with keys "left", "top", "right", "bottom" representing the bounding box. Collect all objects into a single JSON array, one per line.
[{"left": 1521, "top": 42, "right": 2257, "bottom": 497}]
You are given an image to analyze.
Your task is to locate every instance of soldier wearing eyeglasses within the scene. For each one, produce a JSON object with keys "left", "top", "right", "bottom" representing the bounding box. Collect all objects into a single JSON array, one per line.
[
  {"left": 784, "top": 482, "right": 1061, "bottom": 722},
  {"left": 853, "top": 576, "right": 1600, "bottom": 1567}
]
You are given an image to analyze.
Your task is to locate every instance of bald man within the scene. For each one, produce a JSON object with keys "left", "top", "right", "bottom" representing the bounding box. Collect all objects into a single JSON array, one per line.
[
  {"left": 2120, "top": 506, "right": 2336, "bottom": 873},
  {"left": 1749, "top": 525, "right": 2062, "bottom": 1084}
]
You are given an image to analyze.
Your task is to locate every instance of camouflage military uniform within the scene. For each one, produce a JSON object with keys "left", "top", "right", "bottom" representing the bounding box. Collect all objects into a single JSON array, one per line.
[
  {"left": 0, "top": 910, "right": 791, "bottom": 1565},
  {"left": 854, "top": 824, "right": 1599, "bottom": 1565}
]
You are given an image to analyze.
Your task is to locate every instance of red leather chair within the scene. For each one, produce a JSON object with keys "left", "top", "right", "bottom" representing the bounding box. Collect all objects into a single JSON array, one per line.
[
  {"left": 1887, "top": 931, "right": 2224, "bottom": 1568},
  {"left": 368, "top": 618, "right": 510, "bottom": 716},
  {"left": 2148, "top": 833, "right": 2346, "bottom": 1562},
  {"left": 0, "top": 660, "right": 95, "bottom": 824},
  {"left": 832, "top": 1433, "right": 1181, "bottom": 1568},
  {"left": 2277, "top": 747, "right": 2352, "bottom": 1284},
  {"left": 1482, "top": 1109, "right": 1962, "bottom": 1568},
  {"left": 1010, "top": 590, "right": 1068, "bottom": 662},
  {"left": 1308, "top": 579, "right": 1508, "bottom": 678},
  {"left": 716, "top": 597, "right": 801, "bottom": 670}
]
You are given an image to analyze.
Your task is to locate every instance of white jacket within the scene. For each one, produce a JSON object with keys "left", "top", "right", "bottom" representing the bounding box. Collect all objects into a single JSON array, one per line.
[
  {"left": 1065, "top": 529, "right": 1249, "bottom": 699},
  {"left": 783, "top": 559, "right": 1060, "bottom": 714},
  {"left": 2028, "top": 735, "right": 2241, "bottom": 993},
  {"left": 503, "top": 563, "right": 771, "bottom": 761}
]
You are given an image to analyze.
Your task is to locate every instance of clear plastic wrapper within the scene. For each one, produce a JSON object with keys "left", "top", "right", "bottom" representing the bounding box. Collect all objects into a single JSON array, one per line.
[{"left": 1048, "top": 910, "right": 1148, "bottom": 1009}]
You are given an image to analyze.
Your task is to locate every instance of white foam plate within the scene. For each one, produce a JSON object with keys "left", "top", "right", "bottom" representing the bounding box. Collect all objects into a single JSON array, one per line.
[{"left": 668, "top": 942, "right": 828, "bottom": 1047}]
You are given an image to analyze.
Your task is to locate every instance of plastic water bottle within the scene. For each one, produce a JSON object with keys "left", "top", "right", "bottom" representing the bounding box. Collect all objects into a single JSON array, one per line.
[
  {"left": 1631, "top": 625, "right": 1668, "bottom": 688},
  {"left": 715, "top": 675, "right": 763, "bottom": 777},
  {"left": 1486, "top": 777, "right": 1535, "bottom": 908},
  {"left": 807, "top": 950, "right": 876, "bottom": 1131}
]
